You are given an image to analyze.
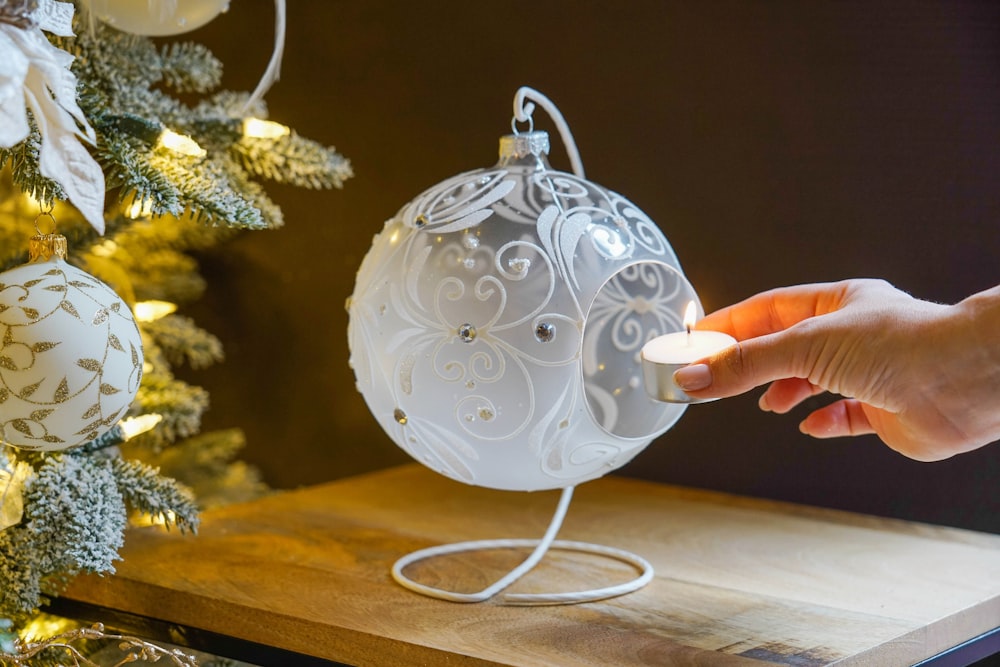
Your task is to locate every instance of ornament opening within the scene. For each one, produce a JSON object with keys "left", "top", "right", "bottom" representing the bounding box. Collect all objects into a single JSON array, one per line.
[{"left": 582, "top": 261, "right": 698, "bottom": 440}]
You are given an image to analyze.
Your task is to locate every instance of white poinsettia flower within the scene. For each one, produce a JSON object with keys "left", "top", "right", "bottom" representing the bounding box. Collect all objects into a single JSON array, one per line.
[{"left": 0, "top": 0, "right": 105, "bottom": 234}]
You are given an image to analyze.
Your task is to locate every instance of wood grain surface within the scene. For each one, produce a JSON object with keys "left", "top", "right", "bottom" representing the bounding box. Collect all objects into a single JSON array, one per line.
[{"left": 63, "top": 464, "right": 1000, "bottom": 666}]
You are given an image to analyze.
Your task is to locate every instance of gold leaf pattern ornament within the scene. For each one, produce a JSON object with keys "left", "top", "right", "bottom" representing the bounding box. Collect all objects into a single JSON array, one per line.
[{"left": 0, "top": 234, "right": 143, "bottom": 450}]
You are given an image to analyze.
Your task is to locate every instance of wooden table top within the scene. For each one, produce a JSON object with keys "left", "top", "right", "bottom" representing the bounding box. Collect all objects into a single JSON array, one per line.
[{"left": 64, "top": 464, "right": 1000, "bottom": 666}]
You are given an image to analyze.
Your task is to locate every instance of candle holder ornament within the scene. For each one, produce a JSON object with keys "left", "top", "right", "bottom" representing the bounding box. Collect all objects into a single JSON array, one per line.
[{"left": 348, "top": 87, "right": 707, "bottom": 604}]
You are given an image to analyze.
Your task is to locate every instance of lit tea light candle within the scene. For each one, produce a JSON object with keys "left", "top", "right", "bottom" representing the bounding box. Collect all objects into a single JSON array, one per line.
[{"left": 641, "top": 301, "right": 737, "bottom": 403}]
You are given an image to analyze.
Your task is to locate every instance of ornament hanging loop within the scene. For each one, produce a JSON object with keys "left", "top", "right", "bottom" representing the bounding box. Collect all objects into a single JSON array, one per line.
[
  {"left": 34, "top": 203, "right": 57, "bottom": 236},
  {"left": 511, "top": 87, "right": 585, "bottom": 178}
]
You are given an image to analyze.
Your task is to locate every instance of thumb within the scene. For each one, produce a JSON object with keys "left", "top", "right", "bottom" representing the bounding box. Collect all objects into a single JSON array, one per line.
[{"left": 673, "top": 331, "right": 811, "bottom": 399}]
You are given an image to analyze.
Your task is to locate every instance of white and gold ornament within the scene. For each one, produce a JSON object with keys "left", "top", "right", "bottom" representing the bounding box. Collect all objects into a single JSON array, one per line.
[
  {"left": 0, "top": 0, "right": 106, "bottom": 234},
  {"left": 0, "top": 233, "right": 143, "bottom": 451},
  {"left": 79, "top": 0, "right": 230, "bottom": 36}
]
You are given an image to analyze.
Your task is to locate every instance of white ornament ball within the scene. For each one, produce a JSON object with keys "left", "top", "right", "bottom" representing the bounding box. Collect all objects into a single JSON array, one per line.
[
  {"left": 0, "top": 236, "right": 143, "bottom": 451},
  {"left": 80, "top": 0, "right": 230, "bottom": 36},
  {"left": 348, "top": 132, "right": 701, "bottom": 491}
]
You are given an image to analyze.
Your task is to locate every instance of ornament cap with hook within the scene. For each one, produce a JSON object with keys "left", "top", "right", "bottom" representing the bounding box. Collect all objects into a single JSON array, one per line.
[{"left": 30, "top": 203, "right": 67, "bottom": 262}]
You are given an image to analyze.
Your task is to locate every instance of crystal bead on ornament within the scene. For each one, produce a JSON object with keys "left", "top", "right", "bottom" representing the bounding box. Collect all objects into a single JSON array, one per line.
[{"left": 348, "top": 130, "right": 701, "bottom": 491}]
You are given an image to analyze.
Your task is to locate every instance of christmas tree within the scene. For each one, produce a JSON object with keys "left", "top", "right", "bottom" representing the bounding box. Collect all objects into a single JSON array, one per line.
[{"left": 0, "top": 0, "right": 350, "bottom": 662}]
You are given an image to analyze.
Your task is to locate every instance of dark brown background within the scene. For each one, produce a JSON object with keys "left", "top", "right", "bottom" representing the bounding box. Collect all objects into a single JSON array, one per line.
[{"left": 179, "top": 1, "right": 999, "bottom": 532}]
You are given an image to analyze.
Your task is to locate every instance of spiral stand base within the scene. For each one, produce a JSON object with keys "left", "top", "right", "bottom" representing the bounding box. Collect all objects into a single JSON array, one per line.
[{"left": 390, "top": 486, "right": 654, "bottom": 605}]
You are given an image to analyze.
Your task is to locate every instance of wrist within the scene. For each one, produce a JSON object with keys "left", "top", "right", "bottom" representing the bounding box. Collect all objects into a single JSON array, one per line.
[
  {"left": 957, "top": 285, "right": 1000, "bottom": 349},
  {"left": 944, "top": 285, "right": 1000, "bottom": 452}
]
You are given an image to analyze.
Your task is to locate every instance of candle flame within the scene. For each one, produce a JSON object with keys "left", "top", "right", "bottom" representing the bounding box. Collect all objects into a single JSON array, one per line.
[{"left": 683, "top": 300, "right": 697, "bottom": 334}]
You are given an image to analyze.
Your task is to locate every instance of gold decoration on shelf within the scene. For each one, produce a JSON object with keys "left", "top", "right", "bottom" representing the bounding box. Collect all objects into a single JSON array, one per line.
[{"left": 5, "top": 623, "right": 199, "bottom": 666}]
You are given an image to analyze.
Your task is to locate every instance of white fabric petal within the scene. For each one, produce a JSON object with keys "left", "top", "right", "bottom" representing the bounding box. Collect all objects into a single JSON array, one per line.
[
  {"left": 35, "top": 0, "right": 76, "bottom": 37},
  {"left": 25, "top": 78, "right": 106, "bottom": 234},
  {"left": 0, "top": 30, "right": 31, "bottom": 147},
  {"left": 1, "top": 0, "right": 105, "bottom": 233},
  {"left": 7, "top": 26, "right": 95, "bottom": 143}
]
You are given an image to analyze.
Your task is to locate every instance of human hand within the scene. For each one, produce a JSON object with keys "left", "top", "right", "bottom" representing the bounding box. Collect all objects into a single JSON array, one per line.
[{"left": 673, "top": 279, "right": 1000, "bottom": 460}]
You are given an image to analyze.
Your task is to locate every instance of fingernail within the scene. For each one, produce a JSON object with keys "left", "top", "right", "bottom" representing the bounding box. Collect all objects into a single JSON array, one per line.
[
  {"left": 673, "top": 364, "right": 712, "bottom": 391},
  {"left": 758, "top": 392, "right": 771, "bottom": 412}
]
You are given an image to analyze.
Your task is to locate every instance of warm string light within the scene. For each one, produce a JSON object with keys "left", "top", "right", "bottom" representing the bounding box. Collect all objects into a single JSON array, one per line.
[
  {"left": 119, "top": 414, "right": 163, "bottom": 440},
  {"left": 19, "top": 615, "right": 71, "bottom": 643},
  {"left": 107, "top": 113, "right": 290, "bottom": 158},
  {"left": 90, "top": 239, "right": 118, "bottom": 257},
  {"left": 103, "top": 114, "right": 207, "bottom": 158},
  {"left": 157, "top": 128, "right": 206, "bottom": 157},
  {"left": 124, "top": 197, "right": 153, "bottom": 219},
  {"left": 133, "top": 300, "right": 177, "bottom": 322},
  {"left": 243, "top": 117, "right": 290, "bottom": 139},
  {"left": 72, "top": 413, "right": 163, "bottom": 454},
  {"left": 131, "top": 509, "right": 177, "bottom": 528}
]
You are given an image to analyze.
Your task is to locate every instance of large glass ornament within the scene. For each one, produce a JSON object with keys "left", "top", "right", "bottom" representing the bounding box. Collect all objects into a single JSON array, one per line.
[
  {"left": 0, "top": 234, "right": 143, "bottom": 450},
  {"left": 348, "top": 102, "right": 700, "bottom": 492}
]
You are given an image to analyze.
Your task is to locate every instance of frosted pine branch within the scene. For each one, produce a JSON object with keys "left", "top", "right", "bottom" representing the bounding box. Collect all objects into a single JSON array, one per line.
[
  {"left": 110, "top": 458, "right": 199, "bottom": 533},
  {"left": 142, "top": 314, "right": 224, "bottom": 370}
]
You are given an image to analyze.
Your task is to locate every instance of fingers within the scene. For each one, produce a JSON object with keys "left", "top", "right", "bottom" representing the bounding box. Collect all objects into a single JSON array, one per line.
[
  {"left": 759, "top": 377, "right": 825, "bottom": 413},
  {"left": 799, "top": 399, "right": 876, "bottom": 438},
  {"left": 679, "top": 281, "right": 863, "bottom": 400},
  {"left": 696, "top": 282, "right": 849, "bottom": 340}
]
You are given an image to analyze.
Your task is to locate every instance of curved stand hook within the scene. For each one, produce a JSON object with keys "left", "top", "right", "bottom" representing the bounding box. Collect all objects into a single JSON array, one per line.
[
  {"left": 243, "top": 0, "right": 287, "bottom": 112},
  {"left": 512, "top": 87, "right": 586, "bottom": 178}
]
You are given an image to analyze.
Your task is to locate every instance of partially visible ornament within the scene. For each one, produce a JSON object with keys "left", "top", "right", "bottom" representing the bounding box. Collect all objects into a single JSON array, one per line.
[
  {"left": 0, "top": 232, "right": 143, "bottom": 450},
  {"left": 80, "top": 0, "right": 230, "bottom": 36}
]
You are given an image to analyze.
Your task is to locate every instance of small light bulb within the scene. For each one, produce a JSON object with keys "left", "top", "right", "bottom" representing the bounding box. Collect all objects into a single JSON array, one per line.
[
  {"left": 158, "top": 128, "right": 207, "bottom": 157},
  {"left": 130, "top": 508, "right": 176, "bottom": 528},
  {"left": 243, "top": 117, "right": 290, "bottom": 139},
  {"left": 22, "top": 190, "right": 42, "bottom": 210},
  {"left": 90, "top": 239, "right": 119, "bottom": 258},
  {"left": 125, "top": 197, "right": 153, "bottom": 219},
  {"left": 134, "top": 300, "right": 177, "bottom": 322},
  {"left": 119, "top": 413, "right": 163, "bottom": 440},
  {"left": 20, "top": 615, "right": 72, "bottom": 643}
]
